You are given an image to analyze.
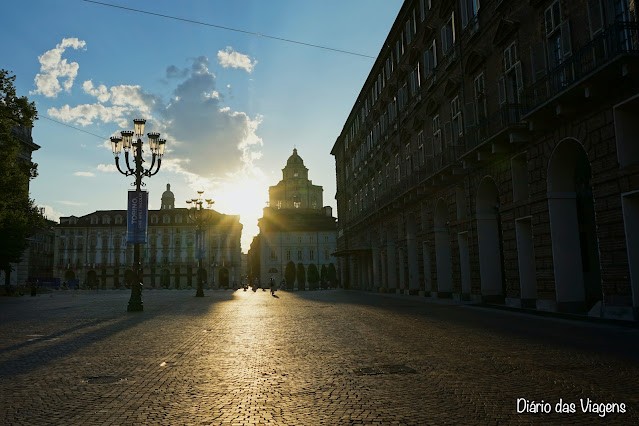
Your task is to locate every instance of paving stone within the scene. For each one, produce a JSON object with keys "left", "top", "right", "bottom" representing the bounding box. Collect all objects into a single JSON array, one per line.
[{"left": 0, "top": 289, "right": 638, "bottom": 424}]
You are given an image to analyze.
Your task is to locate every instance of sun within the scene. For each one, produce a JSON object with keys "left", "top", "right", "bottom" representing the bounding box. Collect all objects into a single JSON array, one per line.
[{"left": 213, "top": 172, "right": 269, "bottom": 251}]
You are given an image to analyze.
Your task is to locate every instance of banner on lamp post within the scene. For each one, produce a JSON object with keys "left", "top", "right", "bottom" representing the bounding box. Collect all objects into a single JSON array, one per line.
[
  {"left": 196, "top": 229, "right": 206, "bottom": 259},
  {"left": 127, "top": 190, "right": 148, "bottom": 244}
]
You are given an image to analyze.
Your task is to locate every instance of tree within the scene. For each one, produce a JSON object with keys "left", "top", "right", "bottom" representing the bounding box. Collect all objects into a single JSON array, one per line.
[
  {"left": 320, "top": 264, "right": 328, "bottom": 282},
  {"left": 0, "top": 70, "right": 42, "bottom": 290},
  {"left": 327, "top": 263, "right": 337, "bottom": 286},
  {"left": 285, "top": 261, "right": 296, "bottom": 290},
  {"left": 296, "top": 263, "right": 306, "bottom": 291},
  {"left": 307, "top": 263, "right": 319, "bottom": 290}
]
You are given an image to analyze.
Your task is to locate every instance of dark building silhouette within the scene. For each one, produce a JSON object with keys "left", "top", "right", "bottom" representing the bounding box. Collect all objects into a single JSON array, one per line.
[{"left": 332, "top": 0, "right": 639, "bottom": 319}]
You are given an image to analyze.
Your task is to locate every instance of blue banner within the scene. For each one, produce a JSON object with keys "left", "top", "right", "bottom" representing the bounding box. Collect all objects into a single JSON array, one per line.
[
  {"left": 127, "top": 190, "right": 148, "bottom": 244},
  {"left": 196, "top": 229, "right": 206, "bottom": 259}
]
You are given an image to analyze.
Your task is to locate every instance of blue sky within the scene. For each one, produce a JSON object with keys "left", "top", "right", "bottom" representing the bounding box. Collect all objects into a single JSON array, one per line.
[{"left": 3, "top": 0, "right": 402, "bottom": 251}]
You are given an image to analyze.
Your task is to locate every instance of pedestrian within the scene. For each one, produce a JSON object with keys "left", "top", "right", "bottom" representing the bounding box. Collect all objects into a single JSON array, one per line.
[{"left": 270, "top": 277, "right": 275, "bottom": 295}]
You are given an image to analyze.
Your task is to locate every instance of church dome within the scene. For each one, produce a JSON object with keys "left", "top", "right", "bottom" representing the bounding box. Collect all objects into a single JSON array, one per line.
[
  {"left": 286, "top": 148, "right": 305, "bottom": 166},
  {"left": 161, "top": 183, "right": 175, "bottom": 210},
  {"left": 162, "top": 183, "right": 174, "bottom": 199}
]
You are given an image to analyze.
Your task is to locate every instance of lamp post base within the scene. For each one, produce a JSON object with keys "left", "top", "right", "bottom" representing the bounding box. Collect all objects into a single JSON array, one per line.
[{"left": 127, "top": 283, "right": 144, "bottom": 311}]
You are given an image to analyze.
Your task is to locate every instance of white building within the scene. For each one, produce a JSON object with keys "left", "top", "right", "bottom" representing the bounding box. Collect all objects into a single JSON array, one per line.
[
  {"left": 254, "top": 149, "right": 338, "bottom": 288},
  {"left": 53, "top": 184, "right": 243, "bottom": 289}
]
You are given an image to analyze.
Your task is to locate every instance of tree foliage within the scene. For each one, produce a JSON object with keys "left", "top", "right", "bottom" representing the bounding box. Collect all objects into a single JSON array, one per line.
[
  {"left": 327, "top": 263, "right": 337, "bottom": 283},
  {"left": 296, "top": 263, "right": 306, "bottom": 290},
  {"left": 0, "top": 70, "right": 43, "bottom": 281},
  {"left": 320, "top": 264, "right": 328, "bottom": 282},
  {"left": 307, "top": 263, "right": 319, "bottom": 284},
  {"left": 285, "top": 261, "right": 296, "bottom": 286}
]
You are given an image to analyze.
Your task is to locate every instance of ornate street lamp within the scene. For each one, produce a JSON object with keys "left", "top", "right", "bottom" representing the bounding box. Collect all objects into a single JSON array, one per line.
[
  {"left": 187, "top": 191, "right": 214, "bottom": 297},
  {"left": 110, "top": 118, "right": 167, "bottom": 311}
]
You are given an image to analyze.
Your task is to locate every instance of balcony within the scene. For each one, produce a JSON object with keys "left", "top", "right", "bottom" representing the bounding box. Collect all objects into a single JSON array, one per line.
[
  {"left": 463, "top": 103, "right": 525, "bottom": 153},
  {"left": 523, "top": 21, "right": 639, "bottom": 118}
]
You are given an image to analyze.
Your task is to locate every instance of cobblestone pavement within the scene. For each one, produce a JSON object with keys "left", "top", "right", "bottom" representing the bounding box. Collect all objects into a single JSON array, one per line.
[{"left": 1, "top": 289, "right": 638, "bottom": 425}]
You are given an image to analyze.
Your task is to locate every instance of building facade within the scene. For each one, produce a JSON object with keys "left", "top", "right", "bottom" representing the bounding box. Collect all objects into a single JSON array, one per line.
[
  {"left": 332, "top": 0, "right": 639, "bottom": 319},
  {"left": 53, "top": 184, "right": 243, "bottom": 289},
  {"left": 253, "top": 149, "right": 338, "bottom": 288}
]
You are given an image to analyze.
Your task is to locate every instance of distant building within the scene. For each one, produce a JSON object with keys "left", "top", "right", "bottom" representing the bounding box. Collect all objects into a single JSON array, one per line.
[
  {"left": 331, "top": 0, "right": 639, "bottom": 319},
  {"left": 251, "top": 149, "right": 338, "bottom": 288},
  {"left": 53, "top": 184, "right": 243, "bottom": 289}
]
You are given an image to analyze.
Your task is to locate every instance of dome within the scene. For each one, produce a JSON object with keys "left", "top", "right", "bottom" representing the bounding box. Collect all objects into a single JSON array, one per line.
[
  {"left": 162, "top": 183, "right": 174, "bottom": 199},
  {"left": 286, "top": 148, "right": 305, "bottom": 166}
]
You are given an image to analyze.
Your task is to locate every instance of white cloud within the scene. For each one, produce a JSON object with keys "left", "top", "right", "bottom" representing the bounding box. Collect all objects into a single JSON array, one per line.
[
  {"left": 97, "top": 163, "right": 117, "bottom": 172},
  {"left": 217, "top": 47, "right": 257, "bottom": 73},
  {"left": 31, "top": 37, "right": 86, "bottom": 97},
  {"left": 73, "top": 171, "right": 95, "bottom": 177},
  {"left": 46, "top": 55, "right": 263, "bottom": 181},
  {"left": 48, "top": 103, "right": 129, "bottom": 127},
  {"left": 38, "top": 205, "right": 65, "bottom": 223},
  {"left": 82, "top": 80, "right": 110, "bottom": 102},
  {"left": 56, "top": 200, "right": 86, "bottom": 206}
]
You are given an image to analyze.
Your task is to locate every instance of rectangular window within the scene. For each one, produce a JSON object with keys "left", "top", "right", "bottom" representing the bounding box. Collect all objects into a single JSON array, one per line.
[
  {"left": 424, "top": 40, "right": 437, "bottom": 77},
  {"left": 309, "top": 249, "right": 314, "bottom": 261},
  {"left": 406, "top": 19, "right": 412, "bottom": 45},
  {"left": 297, "top": 250, "right": 302, "bottom": 260},
  {"left": 405, "top": 142, "right": 412, "bottom": 175},
  {"left": 395, "top": 154, "right": 401, "bottom": 183},
  {"left": 441, "top": 13, "right": 455, "bottom": 55},
  {"left": 410, "top": 64, "right": 421, "bottom": 96},
  {"left": 474, "top": 73, "right": 487, "bottom": 124},
  {"left": 420, "top": 0, "right": 431, "bottom": 21},
  {"left": 398, "top": 83, "right": 408, "bottom": 110},
  {"left": 460, "top": 0, "right": 480, "bottom": 28},
  {"left": 286, "top": 249, "right": 291, "bottom": 260},
  {"left": 433, "top": 115, "right": 442, "bottom": 154},
  {"left": 451, "top": 96, "right": 463, "bottom": 136}
]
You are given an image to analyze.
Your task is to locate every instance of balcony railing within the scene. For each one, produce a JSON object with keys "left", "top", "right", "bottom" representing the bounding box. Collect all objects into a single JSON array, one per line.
[
  {"left": 463, "top": 103, "right": 524, "bottom": 152},
  {"left": 523, "top": 21, "right": 639, "bottom": 115}
]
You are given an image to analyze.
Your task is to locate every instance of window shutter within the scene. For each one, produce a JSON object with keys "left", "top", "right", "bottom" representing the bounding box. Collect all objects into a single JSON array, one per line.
[
  {"left": 444, "top": 121, "right": 453, "bottom": 145},
  {"left": 461, "top": 0, "right": 469, "bottom": 27},
  {"left": 560, "top": 20, "right": 572, "bottom": 57},
  {"left": 514, "top": 61, "right": 524, "bottom": 103},
  {"left": 530, "top": 41, "right": 547, "bottom": 82},
  {"left": 424, "top": 51, "right": 431, "bottom": 75},
  {"left": 465, "top": 102, "right": 476, "bottom": 128},
  {"left": 587, "top": 0, "right": 604, "bottom": 35},
  {"left": 545, "top": 6, "right": 553, "bottom": 36},
  {"left": 441, "top": 26, "right": 448, "bottom": 54},
  {"left": 498, "top": 76, "right": 507, "bottom": 105}
]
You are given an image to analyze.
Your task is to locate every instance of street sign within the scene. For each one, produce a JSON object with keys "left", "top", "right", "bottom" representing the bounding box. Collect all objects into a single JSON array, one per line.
[{"left": 127, "top": 190, "right": 148, "bottom": 244}]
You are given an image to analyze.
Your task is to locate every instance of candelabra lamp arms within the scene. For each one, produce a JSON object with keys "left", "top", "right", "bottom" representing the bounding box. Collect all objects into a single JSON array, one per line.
[
  {"left": 187, "top": 193, "right": 214, "bottom": 297},
  {"left": 110, "top": 119, "right": 167, "bottom": 312}
]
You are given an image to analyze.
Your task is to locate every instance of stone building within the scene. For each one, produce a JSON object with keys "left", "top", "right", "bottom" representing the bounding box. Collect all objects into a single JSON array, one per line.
[
  {"left": 53, "top": 184, "right": 243, "bottom": 289},
  {"left": 252, "top": 149, "right": 338, "bottom": 288},
  {"left": 331, "top": 0, "right": 639, "bottom": 319}
]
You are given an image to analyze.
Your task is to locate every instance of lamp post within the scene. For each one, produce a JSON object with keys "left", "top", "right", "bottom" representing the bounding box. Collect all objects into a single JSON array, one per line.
[
  {"left": 187, "top": 191, "right": 214, "bottom": 297},
  {"left": 110, "top": 119, "right": 166, "bottom": 311}
]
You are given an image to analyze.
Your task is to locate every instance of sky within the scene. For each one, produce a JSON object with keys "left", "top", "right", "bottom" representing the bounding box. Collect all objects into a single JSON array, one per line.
[{"left": 2, "top": 0, "right": 403, "bottom": 252}]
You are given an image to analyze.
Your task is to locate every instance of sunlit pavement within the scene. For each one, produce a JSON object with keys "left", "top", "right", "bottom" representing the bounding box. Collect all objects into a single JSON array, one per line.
[{"left": 1, "top": 289, "right": 638, "bottom": 425}]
